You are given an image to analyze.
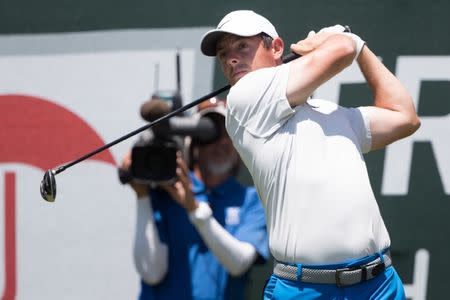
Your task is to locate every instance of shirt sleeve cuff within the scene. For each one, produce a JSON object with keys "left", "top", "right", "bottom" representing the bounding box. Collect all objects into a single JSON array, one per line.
[{"left": 188, "top": 201, "right": 212, "bottom": 225}]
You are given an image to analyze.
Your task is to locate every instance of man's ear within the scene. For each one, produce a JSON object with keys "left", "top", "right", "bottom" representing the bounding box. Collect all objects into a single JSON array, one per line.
[{"left": 272, "top": 37, "right": 284, "bottom": 60}]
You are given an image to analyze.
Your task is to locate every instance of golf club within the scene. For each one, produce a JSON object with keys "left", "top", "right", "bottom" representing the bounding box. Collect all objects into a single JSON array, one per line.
[
  {"left": 40, "top": 25, "right": 351, "bottom": 202},
  {"left": 39, "top": 84, "right": 230, "bottom": 202}
]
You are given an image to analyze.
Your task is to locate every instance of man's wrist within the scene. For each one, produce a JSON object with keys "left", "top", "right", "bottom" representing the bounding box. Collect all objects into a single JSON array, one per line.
[
  {"left": 185, "top": 200, "right": 199, "bottom": 213},
  {"left": 188, "top": 201, "right": 212, "bottom": 225},
  {"left": 342, "top": 32, "right": 365, "bottom": 60}
]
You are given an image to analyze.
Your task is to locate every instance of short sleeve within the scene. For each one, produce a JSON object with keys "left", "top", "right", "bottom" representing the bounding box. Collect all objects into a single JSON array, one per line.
[
  {"left": 345, "top": 106, "right": 372, "bottom": 153},
  {"left": 227, "top": 63, "right": 295, "bottom": 138},
  {"left": 232, "top": 188, "right": 269, "bottom": 261}
]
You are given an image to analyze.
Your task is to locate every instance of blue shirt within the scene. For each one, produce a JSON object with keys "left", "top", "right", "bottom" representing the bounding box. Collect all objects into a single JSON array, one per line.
[{"left": 138, "top": 173, "right": 269, "bottom": 300}]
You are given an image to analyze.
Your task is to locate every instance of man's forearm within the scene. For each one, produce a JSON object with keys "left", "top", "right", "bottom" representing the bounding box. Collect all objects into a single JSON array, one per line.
[
  {"left": 356, "top": 46, "right": 420, "bottom": 149},
  {"left": 133, "top": 196, "right": 168, "bottom": 285},
  {"left": 357, "top": 46, "right": 416, "bottom": 117},
  {"left": 189, "top": 202, "right": 258, "bottom": 276}
]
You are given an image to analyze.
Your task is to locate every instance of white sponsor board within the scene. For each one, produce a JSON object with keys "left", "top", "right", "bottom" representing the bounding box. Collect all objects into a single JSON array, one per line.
[{"left": 0, "top": 28, "right": 214, "bottom": 300}]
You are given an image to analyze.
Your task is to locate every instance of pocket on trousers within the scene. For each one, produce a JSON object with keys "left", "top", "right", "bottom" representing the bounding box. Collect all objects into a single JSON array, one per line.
[{"left": 263, "top": 275, "right": 278, "bottom": 300}]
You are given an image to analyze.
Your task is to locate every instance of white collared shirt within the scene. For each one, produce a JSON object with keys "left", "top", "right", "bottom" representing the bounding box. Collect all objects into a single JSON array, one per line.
[{"left": 226, "top": 63, "right": 390, "bottom": 264}]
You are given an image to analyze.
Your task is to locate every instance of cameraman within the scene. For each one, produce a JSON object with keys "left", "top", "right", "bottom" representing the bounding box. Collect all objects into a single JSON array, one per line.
[{"left": 121, "top": 97, "right": 269, "bottom": 300}]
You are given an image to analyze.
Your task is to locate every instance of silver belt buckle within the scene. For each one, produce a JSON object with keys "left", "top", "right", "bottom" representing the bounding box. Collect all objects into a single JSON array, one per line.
[
  {"left": 335, "top": 265, "right": 362, "bottom": 287},
  {"left": 335, "top": 261, "right": 385, "bottom": 287}
]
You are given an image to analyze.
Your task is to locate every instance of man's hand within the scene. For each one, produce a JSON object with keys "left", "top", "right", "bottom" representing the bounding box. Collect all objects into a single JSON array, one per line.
[
  {"left": 120, "top": 150, "right": 148, "bottom": 198},
  {"left": 290, "top": 25, "right": 364, "bottom": 60},
  {"left": 159, "top": 152, "right": 199, "bottom": 213},
  {"left": 319, "top": 25, "right": 365, "bottom": 59},
  {"left": 318, "top": 24, "right": 347, "bottom": 34},
  {"left": 290, "top": 25, "right": 346, "bottom": 56}
]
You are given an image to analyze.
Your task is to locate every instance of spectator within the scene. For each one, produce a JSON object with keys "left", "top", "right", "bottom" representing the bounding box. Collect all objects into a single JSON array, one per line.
[{"left": 121, "top": 97, "right": 269, "bottom": 300}]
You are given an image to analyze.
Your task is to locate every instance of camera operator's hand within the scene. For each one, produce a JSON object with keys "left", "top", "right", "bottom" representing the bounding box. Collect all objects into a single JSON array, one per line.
[
  {"left": 120, "top": 151, "right": 148, "bottom": 198},
  {"left": 159, "top": 152, "right": 199, "bottom": 213}
]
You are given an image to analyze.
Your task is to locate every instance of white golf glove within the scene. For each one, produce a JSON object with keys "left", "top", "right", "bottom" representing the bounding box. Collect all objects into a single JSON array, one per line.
[
  {"left": 307, "top": 30, "right": 316, "bottom": 38},
  {"left": 318, "top": 24, "right": 347, "bottom": 34},
  {"left": 318, "top": 24, "right": 365, "bottom": 60}
]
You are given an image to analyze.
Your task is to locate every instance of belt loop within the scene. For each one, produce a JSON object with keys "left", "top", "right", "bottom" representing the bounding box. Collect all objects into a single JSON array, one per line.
[
  {"left": 296, "top": 263, "right": 302, "bottom": 281},
  {"left": 377, "top": 251, "right": 385, "bottom": 263}
]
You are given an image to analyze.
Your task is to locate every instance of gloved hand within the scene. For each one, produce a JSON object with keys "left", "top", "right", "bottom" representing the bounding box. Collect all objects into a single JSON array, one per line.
[
  {"left": 318, "top": 24, "right": 347, "bottom": 34},
  {"left": 318, "top": 24, "right": 365, "bottom": 59},
  {"left": 289, "top": 29, "right": 333, "bottom": 55}
]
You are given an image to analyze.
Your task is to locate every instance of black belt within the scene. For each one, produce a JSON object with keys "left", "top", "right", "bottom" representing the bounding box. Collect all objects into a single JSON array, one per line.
[{"left": 273, "top": 251, "right": 391, "bottom": 287}]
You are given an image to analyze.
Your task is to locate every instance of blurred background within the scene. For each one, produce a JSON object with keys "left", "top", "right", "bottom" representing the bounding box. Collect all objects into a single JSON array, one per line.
[{"left": 0, "top": 0, "right": 449, "bottom": 299}]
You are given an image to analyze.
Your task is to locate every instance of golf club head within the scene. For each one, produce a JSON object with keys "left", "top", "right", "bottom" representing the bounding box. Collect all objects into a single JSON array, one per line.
[{"left": 40, "top": 170, "right": 56, "bottom": 202}]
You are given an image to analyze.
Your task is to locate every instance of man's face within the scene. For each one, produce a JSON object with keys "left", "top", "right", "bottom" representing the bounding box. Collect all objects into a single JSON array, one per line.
[
  {"left": 216, "top": 34, "right": 277, "bottom": 85},
  {"left": 197, "top": 115, "right": 239, "bottom": 176}
]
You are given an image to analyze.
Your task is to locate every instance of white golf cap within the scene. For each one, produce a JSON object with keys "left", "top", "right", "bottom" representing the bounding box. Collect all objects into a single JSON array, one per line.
[{"left": 201, "top": 10, "right": 279, "bottom": 56}]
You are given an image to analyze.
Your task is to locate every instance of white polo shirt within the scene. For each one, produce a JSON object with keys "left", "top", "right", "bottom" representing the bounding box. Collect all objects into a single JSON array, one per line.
[{"left": 225, "top": 63, "right": 391, "bottom": 264}]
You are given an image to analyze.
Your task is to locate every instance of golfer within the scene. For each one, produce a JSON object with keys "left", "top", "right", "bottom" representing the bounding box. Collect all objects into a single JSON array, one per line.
[{"left": 200, "top": 10, "right": 420, "bottom": 299}]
